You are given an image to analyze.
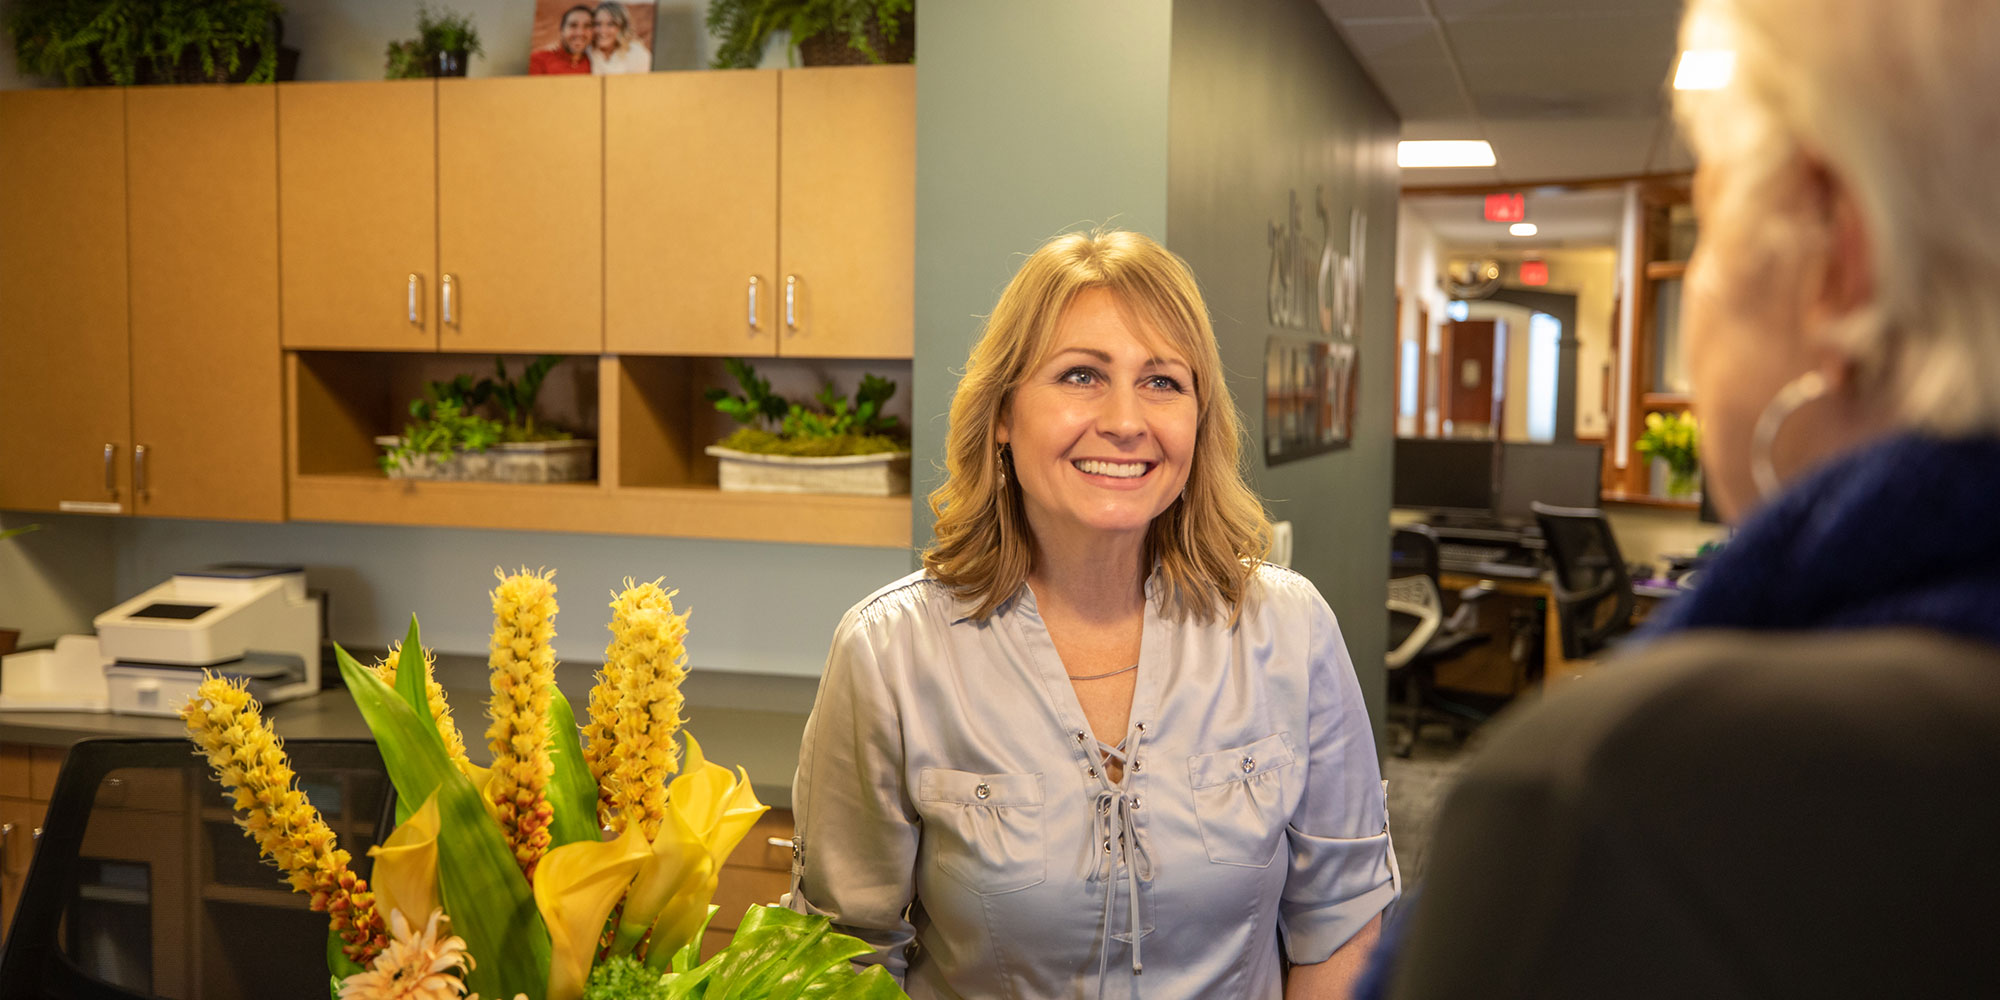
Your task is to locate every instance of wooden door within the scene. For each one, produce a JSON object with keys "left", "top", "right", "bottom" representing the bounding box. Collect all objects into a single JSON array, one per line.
[
  {"left": 127, "top": 86, "right": 284, "bottom": 522},
  {"left": 777, "top": 66, "right": 914, "bottom": 358},
  {"left": 278, "top": 81, "right": 437, "bottom": 351},
  {"left": 1442, "top": 319, "right": 1499, "bottom": 436},
  {"left": 0, "top": 90, "right": 131, "bottom": 513},
  {"left": 605, "top": 71, "right": 779, "bottom": 356},
  {"left": 437, "top": 76, "right": 602, "bottom": 354}
]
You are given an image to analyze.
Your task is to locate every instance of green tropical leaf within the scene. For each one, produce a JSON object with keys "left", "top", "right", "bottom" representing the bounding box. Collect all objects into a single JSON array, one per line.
[
  {"left": 336, "top": 644, "right": 553, "bottom": 1000},
  {"left": 545, "top": 687, "right": 602, "bottom": 849}
]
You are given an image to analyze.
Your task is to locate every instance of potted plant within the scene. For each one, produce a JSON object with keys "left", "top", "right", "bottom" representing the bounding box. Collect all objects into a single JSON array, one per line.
[
  {"left": 385, "top": 2, "right": 481, "bottom": 79},
  {"left": 0, "top": 523, "right": 41, "bottom": 659},
  {"left": 6, "top": 0, "right": 291, "bottom": 86},
  {"left": 377, "top": 355, "right": 594, "bottom": 483},
  {"left": 1637, "top": 409, "right": 1702, "bottom": 498},
  {"left": 706, "top": 0, "right": 913, "bottom": 69},
  {"left": 703, "top": 358, "right": 911, "bottom": 496}
]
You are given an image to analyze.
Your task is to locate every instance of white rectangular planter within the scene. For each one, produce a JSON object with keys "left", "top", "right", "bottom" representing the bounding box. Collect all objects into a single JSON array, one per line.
[
  {"left": 706, "top": 446, "right": 911, "bottom": 497},
  {"left": 376, "top": 436, "right": 595, "bottom": 483}
]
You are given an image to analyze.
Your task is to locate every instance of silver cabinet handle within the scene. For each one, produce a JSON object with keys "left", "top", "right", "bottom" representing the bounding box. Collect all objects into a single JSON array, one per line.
[
  {"left": 785, "top": 274, "right": 798, "bottom": 331},
  {"left": 441, "top": 273, "right": 456, "bottom": 328},
  {"left": 2, "top": 822, "right": 13, "bottom": 862},
  {"left": 766, "top": 836, "right": 791, "bottom": 848},
  {"left": 407, "top": 273, "right": 424, "bottom": 326},
  {"left": 102, "top": 442, "right": 118, "bottom": 497},
  {"left": 747, "top": 276, "right": 760, "bottom": 329},
  {"left": 134, "top": 444, "right": 149, "bottom": 499}
]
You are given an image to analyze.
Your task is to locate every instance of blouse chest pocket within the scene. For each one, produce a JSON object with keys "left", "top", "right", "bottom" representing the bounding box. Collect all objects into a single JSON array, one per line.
[
  {"left": 917, "top": 768, "right": 1047, "bottom": 895},
  {"left": 1188, "top": 733, "right": 1297, "bottom": 868}
]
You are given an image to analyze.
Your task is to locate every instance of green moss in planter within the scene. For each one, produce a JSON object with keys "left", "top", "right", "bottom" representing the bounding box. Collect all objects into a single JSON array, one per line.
[{"left": 716, "top": 427, "right": 903, "bottom": 457}]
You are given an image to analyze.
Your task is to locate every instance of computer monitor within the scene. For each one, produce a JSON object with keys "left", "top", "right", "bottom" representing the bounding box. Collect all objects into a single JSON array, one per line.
[
  {"left": 1495, "top": 441, "right": 1603, "bottom": 523},
  {"left": 1392, "top": 438, "right": 1497, "bottom": 517}
]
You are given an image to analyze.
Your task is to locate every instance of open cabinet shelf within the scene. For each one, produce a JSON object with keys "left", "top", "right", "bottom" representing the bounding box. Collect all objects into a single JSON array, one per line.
[{"left": 285, "top": 352, "right": 913, "bottom": 548}]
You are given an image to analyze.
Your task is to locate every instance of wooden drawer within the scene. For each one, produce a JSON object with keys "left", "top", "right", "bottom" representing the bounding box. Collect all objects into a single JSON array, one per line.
[
  {"left": 710, "top": 865, "right": 790, "bottom": 931},
  {"left": 732, "top": 808, "right": 795, "bottom": 872},
  {"left": 0, "top": 747, "right": 30, "bottom": 800},
  {"left": 27, "top": 748, "right": 64, "bottom": 800}
]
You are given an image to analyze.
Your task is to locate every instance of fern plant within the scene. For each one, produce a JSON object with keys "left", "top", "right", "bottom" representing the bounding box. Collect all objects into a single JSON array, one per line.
[
  {"left": 6, "top": 0, "right": 283, "bottom": 86},
  {"left": 706, "top": 0, "right": 911, "bottom": 69}
]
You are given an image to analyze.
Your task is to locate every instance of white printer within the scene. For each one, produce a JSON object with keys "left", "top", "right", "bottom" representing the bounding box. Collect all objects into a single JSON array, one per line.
[{"left": 92, "top": 564, "right": 321, "bottom": 717}]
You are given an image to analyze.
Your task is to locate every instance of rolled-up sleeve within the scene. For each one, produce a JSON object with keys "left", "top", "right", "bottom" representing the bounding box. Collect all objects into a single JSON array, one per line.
[
  {"left": 783, "top": 609, "right": 921, "bottom": 980},
  {"left": 1279, "top": 598, "right": 1402, "bottom": 964}
]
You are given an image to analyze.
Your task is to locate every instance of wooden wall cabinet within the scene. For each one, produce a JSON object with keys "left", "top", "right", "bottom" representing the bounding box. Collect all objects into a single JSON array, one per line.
[
  {"left": 0, "top": 90, "right": 132, "bottom": 514},
  {"left": 281, "top": 77, "right": 602, "bottom": 355},
  {"left": 278, "top": 81, "right": 438, "bottom": 352},
  {"left": 606, "top": 66, "right": 912, "bottom": 359},
  {"left": 0, "top": 87, "right": 282, "bottom": 522}
]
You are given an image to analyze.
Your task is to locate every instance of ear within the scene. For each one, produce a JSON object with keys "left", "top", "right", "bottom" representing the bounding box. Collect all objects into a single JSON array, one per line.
[
  {"left": 995, "top": 400, "right": 1012, "bottom": 445},
  {"left": 1804, "top": 161, "right": 1877, "bottom": 390}
]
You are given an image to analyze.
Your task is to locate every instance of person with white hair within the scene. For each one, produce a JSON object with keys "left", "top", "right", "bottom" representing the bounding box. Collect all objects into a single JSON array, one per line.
[{"left": 1363, "top": 0, "right": 2000, "bottom": 996}]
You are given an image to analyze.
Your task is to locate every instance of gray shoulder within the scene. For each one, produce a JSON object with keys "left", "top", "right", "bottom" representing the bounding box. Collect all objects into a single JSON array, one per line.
[
  {"left": 1244, "top": 561, "right": 1334, "bottom": 618},
  {"left": 840, "top": 569, "right": 954, "bottom": 634}
]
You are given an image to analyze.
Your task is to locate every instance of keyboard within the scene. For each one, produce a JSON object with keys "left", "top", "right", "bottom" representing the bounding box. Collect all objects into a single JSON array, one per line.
[{"left": 1439, "top": 543, "right": 1509, "bottom": 565}]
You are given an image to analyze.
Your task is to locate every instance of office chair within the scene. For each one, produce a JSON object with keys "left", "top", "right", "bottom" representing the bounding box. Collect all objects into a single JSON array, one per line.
[
  {"left": 0, "top": 739, "right": 394, "bottom": 1000},
  {"left": 1531, "top": 501, "right": 1639, "bottom": 660},
  {"left": 1387, "top": 525, "right": 1495, "bottom": 757}
]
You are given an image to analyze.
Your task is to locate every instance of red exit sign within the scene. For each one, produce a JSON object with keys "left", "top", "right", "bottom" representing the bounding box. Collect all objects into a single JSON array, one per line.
[
  {"left": 1484, "top": 193, "right": 1525, "bottom": 223},
  {"left": 1519, "top": 258, "right": 1550, "bottom": 285}
]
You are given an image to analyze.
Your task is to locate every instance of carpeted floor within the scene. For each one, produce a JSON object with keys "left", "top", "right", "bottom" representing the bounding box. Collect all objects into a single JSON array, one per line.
[{"left": 1382, "top": 727, "right": 1477, "bottom": 891}]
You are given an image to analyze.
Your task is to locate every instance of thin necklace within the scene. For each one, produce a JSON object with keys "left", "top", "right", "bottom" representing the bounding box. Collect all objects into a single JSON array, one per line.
[{"left": 1067, "top": 662, "right": 1139, "bottom": 681}]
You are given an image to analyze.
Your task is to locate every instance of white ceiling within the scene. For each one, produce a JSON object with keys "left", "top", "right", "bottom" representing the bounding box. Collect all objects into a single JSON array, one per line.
[
  {"left": 1403, "top": 187, "right": 1628, "bottom": 248},
  {"left": 1319, "top": 0, "right": 1694, "bottom": 188}
]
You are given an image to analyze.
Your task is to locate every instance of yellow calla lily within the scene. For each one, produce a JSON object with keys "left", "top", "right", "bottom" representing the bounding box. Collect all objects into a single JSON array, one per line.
[
  {"left": 534, "top": 820, "right": 651, "bottom": 1000},
  {"left": 367, "top": 792, "right": 440, "bottom": 929},
  {"left": 624, "top": 733, "right": 768, "bottom": 966}
]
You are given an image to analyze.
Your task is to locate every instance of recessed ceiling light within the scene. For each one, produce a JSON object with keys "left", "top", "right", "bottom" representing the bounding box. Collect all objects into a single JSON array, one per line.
[
  {"left": 1673, "top": 49, "right": 1735, "bottom": 90},
  {"left": 1398, "top": 140, "right": 1496, "bottom": 168},
  {"left": 1510, "top": 223, "right": 1538, "bottom": 237}
]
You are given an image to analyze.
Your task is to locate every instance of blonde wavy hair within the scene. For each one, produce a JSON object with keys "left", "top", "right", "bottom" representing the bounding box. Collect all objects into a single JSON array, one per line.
[{"left": 923, "top": 229, "right": 1271, "bottom": 622}]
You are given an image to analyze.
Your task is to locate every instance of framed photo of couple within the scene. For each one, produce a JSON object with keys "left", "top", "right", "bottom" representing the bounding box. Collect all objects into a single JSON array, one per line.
[{"left": 529, "top": 0, "right": 658, "bottom": 75}]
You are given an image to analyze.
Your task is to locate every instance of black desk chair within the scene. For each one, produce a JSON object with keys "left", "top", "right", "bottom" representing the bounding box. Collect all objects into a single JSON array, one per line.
[
  {"left": 0, "top": 739, "right": 394, "bottom": 1000},
  {"left": 1531, "top": 501, "right": 1638, "bottom": 659},
  {"left": 1387, "top": 525, "right": 1494, "bottom": 757}
]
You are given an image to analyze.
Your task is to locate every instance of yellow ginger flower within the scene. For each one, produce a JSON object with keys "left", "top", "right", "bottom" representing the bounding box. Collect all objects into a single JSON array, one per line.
[
  {"left": 373, "top": 641, "right": 474, "bottom": 778},
  {"left": 486, "top": 567, "right": 560, "bottom": 879},
  {"left": 585, "top": 579, "right": 682, "bottom": 827},
  {"left": 181, "top": 674, "right": 387, "bottom": 963},
  {"left": 337, "top": 908, "right": 470, "bottom": 1000},
  {"left": 598, "top": 579, "right": 691, "bottom": 840}
]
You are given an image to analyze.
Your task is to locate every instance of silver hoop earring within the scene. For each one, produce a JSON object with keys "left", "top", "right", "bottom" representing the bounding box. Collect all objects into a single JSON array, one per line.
[{"left": 1750, "top": 371, "right": 1828, "bottom": 500}]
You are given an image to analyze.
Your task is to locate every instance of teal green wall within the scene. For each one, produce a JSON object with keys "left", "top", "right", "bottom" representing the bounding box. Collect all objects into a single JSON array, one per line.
[
  {"left": 1168, "top": 0, "right": 1401, "bottom": 733},
  {"left": 911, "top": 0, "right": 1174, "bottom": 546}
]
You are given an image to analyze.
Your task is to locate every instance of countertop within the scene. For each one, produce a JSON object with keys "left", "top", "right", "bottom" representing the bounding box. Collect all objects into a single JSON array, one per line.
[{"left": 0, "top": 648, "right": 820, "bottom": 808}]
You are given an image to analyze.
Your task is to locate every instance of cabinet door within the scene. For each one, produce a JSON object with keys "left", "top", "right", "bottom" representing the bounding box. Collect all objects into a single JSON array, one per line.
[
  {"left": 606, "top": 72, "right": 779, "bottom": 356},
  {"left": 0, "top": 90, "right": 131, "bottom": 513},
  {"left": 778, "top": 66, "right": 914, "bottom": 359},
  {"left": 438, "top": 76, "right": 602, "bottom": 355},
  {"left": 127, "top": 86, "right": 284, "bottom": 522},
  {"left": 278, "top": 81, "right": 437, "bottom": 351}
]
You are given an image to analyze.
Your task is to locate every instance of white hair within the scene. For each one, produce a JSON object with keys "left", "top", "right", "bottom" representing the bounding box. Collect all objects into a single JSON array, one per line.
[{"left": 1674, "top": 0, "right": 2000, "bottom": 434}]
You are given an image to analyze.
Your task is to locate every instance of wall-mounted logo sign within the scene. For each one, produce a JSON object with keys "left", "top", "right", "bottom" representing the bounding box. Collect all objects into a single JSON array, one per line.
[
  {"left": 1484, "top": 193, "right": 1526, "bottom": 223},
  {"left": 1265, "top": 186, "right": 1365, "bottom": 464}
]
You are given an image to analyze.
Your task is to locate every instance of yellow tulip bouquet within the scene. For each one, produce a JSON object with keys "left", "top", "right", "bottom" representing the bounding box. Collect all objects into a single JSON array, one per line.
[
  {"left": 1636, "top": 409, "right": 1702, "bottom": 497},
  {"left": 179, "top": 569, "right": 903, "bottom": 1000}
]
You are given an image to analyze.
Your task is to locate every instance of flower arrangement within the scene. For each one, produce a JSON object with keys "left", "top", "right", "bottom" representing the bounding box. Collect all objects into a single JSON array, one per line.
[
  {"left": 1637, "top": 410, "right": 1702, "bottom": 497},
  {"left": 181, "top": 569, "right": 903, "bottom": 1000}
]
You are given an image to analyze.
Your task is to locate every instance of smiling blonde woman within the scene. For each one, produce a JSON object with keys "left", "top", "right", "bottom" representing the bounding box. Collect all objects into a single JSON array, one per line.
[{"left": 785, "top": 229, "right": 1399, "bottom": 999}]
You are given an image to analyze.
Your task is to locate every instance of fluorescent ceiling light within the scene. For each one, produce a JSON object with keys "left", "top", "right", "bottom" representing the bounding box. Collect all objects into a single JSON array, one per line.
[
  {"left": 1398, "top": 140, "right": 1496, "bottom": 168},
  {"left": 1673, "top": 49, "right": 1735, "bottom": 90},
  {"left": 1510, "top": 223, "right": 1538, "bottom": 237}
]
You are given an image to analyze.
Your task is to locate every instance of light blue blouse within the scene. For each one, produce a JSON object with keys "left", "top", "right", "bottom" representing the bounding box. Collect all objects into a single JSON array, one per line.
[{"left": 785, "top": 564, "right": 1400, "bottom": 999}]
